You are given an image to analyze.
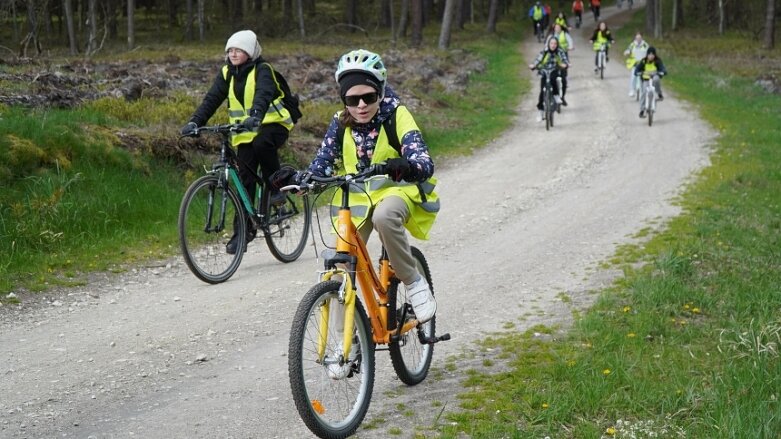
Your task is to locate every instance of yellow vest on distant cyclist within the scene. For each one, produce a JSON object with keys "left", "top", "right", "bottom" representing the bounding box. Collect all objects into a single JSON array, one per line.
[
  {"left": 639, "top": 62, "right": 658, "bottom": 80},
  {"left": 223, "top": 64, "right": 294, "bottom": 147},
  {"left": 334, "top": 106, "right": 440, "bottom": 240},
  {"left": 555, "top": 17, "right": 567, "bottom": 27},
  {"left": 532, "top": 6, "right": 544, "bottom": 20},
  {"left": 556, "top": 32, "right": 569, "bottom": 51},
  {"left": 592, "top": 31, "right": 609, "bottom": 50}
]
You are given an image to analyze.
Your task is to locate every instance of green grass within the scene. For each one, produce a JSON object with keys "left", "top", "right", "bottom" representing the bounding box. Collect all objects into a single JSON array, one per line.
[
  {"left": 436, "top": 11, "right": 781, "bottom": 439},
  {"left": 0, "top": 19, "right": 527, "bottom": 294}
]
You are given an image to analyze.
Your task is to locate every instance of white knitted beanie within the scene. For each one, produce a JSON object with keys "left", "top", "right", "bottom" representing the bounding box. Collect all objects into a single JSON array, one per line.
[{"left": 225, "top": 30, "right": 262, "bottom": 60}]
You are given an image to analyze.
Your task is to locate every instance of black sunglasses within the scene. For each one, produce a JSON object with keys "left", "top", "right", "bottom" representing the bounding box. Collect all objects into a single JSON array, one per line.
[{"left": 343, "top": 92, "right": 379, "bottom": 107}]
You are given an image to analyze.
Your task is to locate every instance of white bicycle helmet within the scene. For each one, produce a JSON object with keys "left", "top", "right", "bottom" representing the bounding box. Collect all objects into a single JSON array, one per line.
[{"left": 335, "top": 49, "right": 387, "bottom": 97}]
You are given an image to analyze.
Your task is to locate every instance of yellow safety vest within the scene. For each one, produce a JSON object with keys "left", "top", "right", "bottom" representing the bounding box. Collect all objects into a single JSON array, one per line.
[
  {"left": 333, "top": 106, "right": 440, "bottom": 240},
  {"left": 640, "top": 62, "right": 658, "bottom": 80},
  {"left": 555, "top": 17, "right": 567, "bottom": 27},
  {"left": 556, "top": 32, "right": 569, "bottom": 51},
  {"left": 592, "top": 31, "right": 609, "bottom": 50},
  {"left": 532, "top": 6, "right": 543, "bottom": 20},
  {"left": 223, "top": 63, "right": 294, "bottom": 146}
]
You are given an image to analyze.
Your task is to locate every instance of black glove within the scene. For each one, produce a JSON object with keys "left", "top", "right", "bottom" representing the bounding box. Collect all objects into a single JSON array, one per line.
[
  {"left": 242, "top": 116, "right": 260, "bottom": 132},
  {"left": 180, "top": 121, "right": 197, "bottom": 135},
  {"left": 270, "top": 167, "right": 299, "bottom": 189},
  {"left": 385, "top": 158, "right": 410, "bottom": 182}
]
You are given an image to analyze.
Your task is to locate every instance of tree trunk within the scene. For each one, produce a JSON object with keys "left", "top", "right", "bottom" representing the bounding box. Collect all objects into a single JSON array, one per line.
[
  {"left": 198, "top": 0, "right": 205, "bottom": 41},
  {"left": 411, "top": 0, "right": 423, "bottom": 47},
  {"left": 486, "top": 0, "right": 499, "bottom": 32},
  {"left": 764, "top": 0, "right": 775, "bottom": 48},
  {"left": 422, "top": 0, "right": 433, "bottom": 25},
  {"left": 655, "top": 0, "right": 662, "bottom": 38},
  {"left": 645, "top": 0, "right": 656, "bottom": 36},
  {"left": 718, "top": 0, "right": 725, "bottom": 34},
  {"left": 672, "top": 0, "right": 684, "bottom": 30},
  {"left": 63, "top": 0, "right": 78, "bottom": 55},
  {"left": 23, "top": 0, "right": 42, "bottom": 56},
  {"left": 86, "top": 0, "right": 98, "bottom": 55},
  {"left": 397, "top": 0, "right": 409, "bottom": 39},
  {"left": 107, "top": 0, "right": 118, "bottom": 40},
  {"left": 283, "top": 0, "right": 293, "bottom": 33},
  {"left": 346, "top": 0, "right": 357, "bottom": 29},
  {"left": 438, "top": 0, "right": 457, "bottom": 49},
  {"left": 185, "top": 0, "right": 194, "bottom": 40},
  {"left": 380, "top": 0, "right": 391, "bottom": 27},
  {"left": 127, "top": 0, "right": 135, "bottom": 49},
  {"left": 232, "top": 0, "right": 242, "bottom": 26},
  {"left": 297, "top": 0, "right": 306, "bottom": 38}
]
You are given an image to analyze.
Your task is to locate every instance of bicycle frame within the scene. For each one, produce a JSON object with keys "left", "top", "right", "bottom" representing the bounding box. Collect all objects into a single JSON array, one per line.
[
  {"left": 643, "top": 76, "right": 657, "bottom": 112},
  {"left": 316, "top": 177, "right": 420, "bottom": 359}
]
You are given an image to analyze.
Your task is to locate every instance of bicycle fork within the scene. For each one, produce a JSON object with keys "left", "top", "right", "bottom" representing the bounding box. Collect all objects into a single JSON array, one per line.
[{"left": 317, "top": 269, "right": 357, "bottom": 365}]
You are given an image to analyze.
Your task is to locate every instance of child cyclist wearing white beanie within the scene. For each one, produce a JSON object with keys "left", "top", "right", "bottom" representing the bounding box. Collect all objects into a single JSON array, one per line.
[{"left": 181, "top": 30, "right": 295, "bottom": 255}]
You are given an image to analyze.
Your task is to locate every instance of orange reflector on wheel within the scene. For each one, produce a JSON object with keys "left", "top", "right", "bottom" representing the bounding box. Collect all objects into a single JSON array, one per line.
[{"left": 312, "top": 399, "right": 325, "bottom": 414}]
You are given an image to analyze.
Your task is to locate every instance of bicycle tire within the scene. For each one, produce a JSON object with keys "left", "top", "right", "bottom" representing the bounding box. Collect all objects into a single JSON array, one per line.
[
  {"left": 261, "top": 188, "right": 312, "bottom": 263},
  {"left": 288, "top": 280, "right": 376, "bottom": 439},
  {"left": 648, "top": 109, "right": 654, "bottom": 126},
  {"left": 389, "top": 247, "right": 435, "bottom": 385},
  {"left": 544, "top": 88, "right": 552, "bottom": 131},
  {"left": 178, "top": 174, "right": 246, "bottom": 284}
]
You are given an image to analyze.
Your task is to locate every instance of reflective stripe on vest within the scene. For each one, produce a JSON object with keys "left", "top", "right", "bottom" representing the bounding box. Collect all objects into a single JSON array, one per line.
[
  {"left": 222, "top": 65, "right": 294, "bottom": 147},
  {"left": 332, "top": 106, "right": 440, "bottom": 240}
]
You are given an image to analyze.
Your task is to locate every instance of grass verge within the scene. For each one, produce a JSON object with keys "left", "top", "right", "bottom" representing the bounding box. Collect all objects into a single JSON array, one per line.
[
  {"left": 0, "top": 21, "right": 527, "bottom": 295},
  {"left": 437, "top": 13, "right": 781, "bottom": 439}
]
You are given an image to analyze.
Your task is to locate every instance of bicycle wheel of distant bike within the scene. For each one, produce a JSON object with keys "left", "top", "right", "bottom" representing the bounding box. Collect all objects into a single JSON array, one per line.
[
  {"left": 389, "top": 247, "right": 436, "bottom": 385},
  {"left": 288, "top": 280, "right": 376, "bottom": 439},
  {"left": 545, "top": 90, "right": 555, "bottom": 130},
  {"left": 260, "top": 188, "right": 311, "bottom": 263},
  {"left": 178, "top": 174, "right": 246, "bottom": 284}
]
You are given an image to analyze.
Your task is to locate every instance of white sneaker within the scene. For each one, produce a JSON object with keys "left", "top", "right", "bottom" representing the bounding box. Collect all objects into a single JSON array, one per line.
[
  {"left": 536, "top": 110, "right": 544, "bottom": 122},
  {"left": 554, "top": 95, "right": 562, "bottom": 105},
  {"left": 406, "top": 276, "right": 436, "bottom": 324},
  {"left": 628, "top": 91, "right": 635, "bottom": 97}
]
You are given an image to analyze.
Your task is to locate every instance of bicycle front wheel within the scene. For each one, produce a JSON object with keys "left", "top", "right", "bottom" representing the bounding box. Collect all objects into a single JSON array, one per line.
[
  {"left": 289, "top": 280, "right": 376, "bottom": 439},
  {"left": 262, "top": 189, "right": 311, "bottom": 263},
  {"left": 178, "top": 174, "right": 246, "bottom": 284},
  {"left": 389, "top": 247, "right": 436, "bottom": 385}
]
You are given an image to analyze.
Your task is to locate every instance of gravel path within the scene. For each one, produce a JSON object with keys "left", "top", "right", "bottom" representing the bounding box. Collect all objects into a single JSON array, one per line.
[{"left": 0, "top": 4, "right": 714, "bottom": 438}]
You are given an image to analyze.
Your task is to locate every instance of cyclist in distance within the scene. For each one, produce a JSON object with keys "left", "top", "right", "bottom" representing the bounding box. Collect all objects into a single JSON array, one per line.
[
  {"left": 623, "top": 32, "right": 649, "bottom": 97},
  {"left": 589, "top": 21, "right": 615, "bottom": 72},
  {"left": 529, "top": 37, "right": 570, "bottom": 122},
  {"left": 572, "top": 0, "right": 584, "bottom": 27},
  {"left": 180, "top": 30, "right": 295, "bottom": 254},
  {"left": 529, "top": 1, "right": 547, "bottom": 40},
  {"left": 590, "top": 0, "right": 602, "bottom": 21},
  {"left": 553, "top": 11, "right": 569, "bottom": 30},
  {"left": 545, "top": 22, "right": 574, "bottom": 106},
  {"left": 635, "top": 46, "right": 667, "bottom": 117},
  {"left": 273, "top": 49, "right": 439, "bottom": 324}
]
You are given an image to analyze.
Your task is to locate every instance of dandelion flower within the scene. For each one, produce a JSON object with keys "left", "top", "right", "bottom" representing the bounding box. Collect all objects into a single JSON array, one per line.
[
  {"left": 542, "top": 403, "right": 549, "bottom": 409},
  {"left": 692, "top": 307, "right": 701, "bottom": 314},
  {"left": 627, "top": 332, "right": 636, "bottom": 338},
  {"left": 603, "top": 369, "right": 611, "bottom": 375},
  {"left": 623, "top": 306, "right": 631, "bottom": 313},
  {"left": 606, "top": 426, "right": 616, "bottom": 435}
]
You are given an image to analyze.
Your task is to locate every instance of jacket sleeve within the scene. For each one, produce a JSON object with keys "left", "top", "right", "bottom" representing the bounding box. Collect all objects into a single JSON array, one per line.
[
  {"left": 657, "top": 60, "right": 668, "bottom": 75},
  {"left": 396, "top": 108, "right": 434, "bottom": 182},
  {"left": 249, "top": 63, "right": 281, "bottom": 120},
  {"left": 307, "top": 114, "right": 342, "bottom": 177},
  {"left": 189, "top": 69, "right": 229, "bottom": 126}
]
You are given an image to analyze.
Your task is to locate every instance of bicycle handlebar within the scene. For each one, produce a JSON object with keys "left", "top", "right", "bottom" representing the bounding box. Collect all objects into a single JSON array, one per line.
[
  {"left": 180, "top": 122, "right": 252, "bottom": 139},
  {"left": 279, "top": 164, "right": 388, "bottom": 193}
]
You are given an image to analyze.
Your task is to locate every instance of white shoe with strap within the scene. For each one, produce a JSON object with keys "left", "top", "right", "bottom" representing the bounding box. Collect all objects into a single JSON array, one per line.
[{"left": 406, "top": 276, "right": 436, "bottom": 324}]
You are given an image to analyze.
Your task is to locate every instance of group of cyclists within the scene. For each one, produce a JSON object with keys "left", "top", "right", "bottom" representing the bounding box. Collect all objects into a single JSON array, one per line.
[{"left": 527, "top": 6, "right": 667, "bottom": 122}]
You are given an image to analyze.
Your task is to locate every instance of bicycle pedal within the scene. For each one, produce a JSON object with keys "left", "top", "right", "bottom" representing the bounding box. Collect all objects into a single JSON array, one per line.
[{"left": 418, "top": 332, "right": 451, "bottom": 345}]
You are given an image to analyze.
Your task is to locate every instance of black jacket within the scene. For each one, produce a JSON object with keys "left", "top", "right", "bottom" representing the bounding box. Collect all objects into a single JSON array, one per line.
[
  {"left": 189, "top": 56, "right": 280, "bottom": 126},
  {"left": 589, "top": 29, "right": 614, "bottom": 44}
]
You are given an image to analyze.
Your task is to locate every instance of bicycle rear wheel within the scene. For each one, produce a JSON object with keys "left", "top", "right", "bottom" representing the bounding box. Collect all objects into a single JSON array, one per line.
[
  {"left": 389, "top": 247, "right": 436, "bottom": 385},
  {"left": 289, "top": 281, "right": 376, "bottom": 439},
  {"left": 261, "top": 188, "right": 311, "bottom": 263},
  {"left": 178, "top": 174, "right": 246, "bottom": 284}
]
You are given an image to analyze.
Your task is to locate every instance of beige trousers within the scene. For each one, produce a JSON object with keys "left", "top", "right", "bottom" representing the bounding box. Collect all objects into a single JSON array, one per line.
[{"left": 357, "top": 196, "right": 419, "bottom": 285}]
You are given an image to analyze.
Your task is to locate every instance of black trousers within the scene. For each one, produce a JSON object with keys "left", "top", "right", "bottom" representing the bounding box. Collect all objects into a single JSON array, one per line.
[{"left": 236, "top": 123, "right": 289, "bottom": 204}]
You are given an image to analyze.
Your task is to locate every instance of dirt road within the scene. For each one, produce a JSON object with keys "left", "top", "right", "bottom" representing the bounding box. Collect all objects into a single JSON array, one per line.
[{"left": 0, "top": 5, "right": 714, "bottom": 438}]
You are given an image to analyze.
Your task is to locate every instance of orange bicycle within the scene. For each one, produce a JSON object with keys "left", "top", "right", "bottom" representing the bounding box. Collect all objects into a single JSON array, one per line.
[{"left": 284, "top": 164, "right": 450, "bottom": 439}]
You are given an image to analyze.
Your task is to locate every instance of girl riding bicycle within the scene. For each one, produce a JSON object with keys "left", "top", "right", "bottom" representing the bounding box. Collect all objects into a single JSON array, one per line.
[
  {"left": 635, "top": 46, "right": 667, "bottom": 118},
  {"left": 623, "top": 32, "right": 649, "bottom": 97},
  {"left": 529, "top": 37, "right": 570, "bottom": 121},
  {"left": 589, "top": 21, "right": 615, "bottom": 72},
  {"left": 274, "top": 49, "right": 439, "bottom": 324},
  {"left": 181, "top": 30, "right": 294, "bottom": 254}
]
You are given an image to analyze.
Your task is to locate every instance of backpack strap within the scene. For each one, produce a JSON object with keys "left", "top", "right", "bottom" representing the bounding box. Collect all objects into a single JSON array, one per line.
[{"left": 336, "top": 108, "right": 401, "bottom": 154}]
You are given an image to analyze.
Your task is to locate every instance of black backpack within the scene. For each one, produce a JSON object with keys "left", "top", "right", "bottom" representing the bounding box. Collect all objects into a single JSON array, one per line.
[{"left": 263, "top": 63, "right": 303, "bottom": 124}]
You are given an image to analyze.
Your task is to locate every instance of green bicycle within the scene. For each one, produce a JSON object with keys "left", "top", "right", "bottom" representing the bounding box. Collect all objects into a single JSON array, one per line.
[{"left": 178, "top": 123, "right": 311, "bottom": 284}]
